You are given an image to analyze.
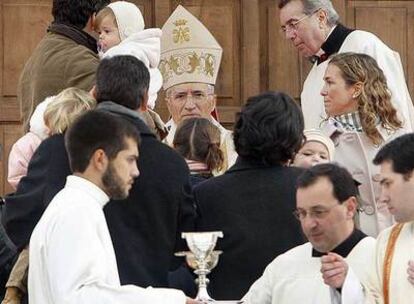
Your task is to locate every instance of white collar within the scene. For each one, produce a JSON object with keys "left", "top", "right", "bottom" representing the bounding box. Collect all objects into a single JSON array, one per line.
[{"left": 65, "top": 175, "right": 110, "bottom": 208}]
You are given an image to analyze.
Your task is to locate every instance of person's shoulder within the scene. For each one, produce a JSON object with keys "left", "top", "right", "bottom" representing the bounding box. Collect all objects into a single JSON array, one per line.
[
  {"left": 13, "top": 132, "right": 41, "bottom": 152},
  {"left": 377, "top": 222, "right": 407, "bottom": 244},
  {"left": 344, "top": 30, "right": 389, "bottom": 50},
  {"left": 280, "top": 242, "right": 312, "bottom": 259},
  {"left": 37, "top": 134, "right": 65, "bottom": 151},
  {"left": 45, "top": 32, "right": 98, "bottom": 65},
  {"left": 284, "top": 166, "right": 305, "bottom": 177},
  {"left": 140, "top": 136, "right": 189, "bottom": 173}
]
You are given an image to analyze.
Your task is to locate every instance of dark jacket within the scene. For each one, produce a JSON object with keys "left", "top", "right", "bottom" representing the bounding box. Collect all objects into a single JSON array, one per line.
[
  {"left": 2, "top": 103, "right": 196, "bottom": 289},
  {"left": 97, "top": 102, "right": 196, "bottom": 287},
  {"left": 194, "top": 158, "right": 305, "bottom": 300},
  {"left": 2, "top": 134, "right": 71, "bottom": 249}
]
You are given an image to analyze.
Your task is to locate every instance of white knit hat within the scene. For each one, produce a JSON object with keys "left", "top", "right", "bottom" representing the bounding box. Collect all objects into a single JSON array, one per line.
[
  {"left": 159, "top": 5, "right": 222, "bottom": 90},
  {"left": 108, "top": 1, "right": 145, "bottom": 41},
  {"left": 30, "top": 96, "right": 55, "bottom": 140},
  {"left": 304, "top": 129, "right": 335, "bottom": 161}
]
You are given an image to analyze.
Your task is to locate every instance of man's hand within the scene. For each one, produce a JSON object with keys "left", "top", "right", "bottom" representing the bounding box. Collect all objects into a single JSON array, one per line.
[
  {"left": 407, "top": 260, "right": 414, "bottom": 286},
  {"left": 320, "top": 252, "right": 348, "bottom": 289},
  {"left": 185, "top": 297, "right": 201, "bottom": 304}
]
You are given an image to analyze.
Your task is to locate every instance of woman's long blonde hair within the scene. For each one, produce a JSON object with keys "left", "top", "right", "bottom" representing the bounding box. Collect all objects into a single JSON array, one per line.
[{"left": 329, "top": 52, "right": 402, "bottom": 145}]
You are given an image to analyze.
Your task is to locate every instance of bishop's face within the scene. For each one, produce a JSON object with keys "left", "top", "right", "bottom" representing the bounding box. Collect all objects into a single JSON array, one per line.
[{"left": 166, "top": 83, "right": 216, "bottom": 124}]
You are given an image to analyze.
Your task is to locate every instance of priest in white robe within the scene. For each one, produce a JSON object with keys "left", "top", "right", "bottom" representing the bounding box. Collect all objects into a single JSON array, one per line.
[
  {"left": 159, "top": 5, "right": 237, "bottom": 174},
  {"left": 242, "top": 163, "right": 376, "bottom": 304},
  {"left": 278, "top": 0, "right": 414, "bottom": 131},
  {"left": 341, "top": 133, "right": 414, "bottom": 303},
  {"left": 28, "top": 111, "right": 195, "bottom": 304}
]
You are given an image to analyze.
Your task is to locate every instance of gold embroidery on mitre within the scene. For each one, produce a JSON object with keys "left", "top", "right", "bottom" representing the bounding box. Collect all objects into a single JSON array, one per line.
[
  {"left": 172, "top": 19, "right": 190, "bottom": 44},
  {"left": 159, "top": 51, "right": 217, "bottom": 81}
]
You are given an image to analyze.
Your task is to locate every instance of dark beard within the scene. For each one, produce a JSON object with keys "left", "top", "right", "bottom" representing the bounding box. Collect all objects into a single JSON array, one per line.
[{"left": 102, "top": 162, "right": 128, "bottom": 200}]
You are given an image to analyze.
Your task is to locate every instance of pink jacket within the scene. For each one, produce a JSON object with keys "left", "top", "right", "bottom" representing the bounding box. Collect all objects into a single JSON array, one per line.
[
  {"left": 7, "top": 97, "right": 52, "bottom": 189},
  {"left": 8, "top": 132, "right": 42, "bottom": 189}
]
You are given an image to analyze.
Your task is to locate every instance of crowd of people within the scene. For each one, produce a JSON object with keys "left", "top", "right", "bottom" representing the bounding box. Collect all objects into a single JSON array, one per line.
[{"left": 0, "top": 0, "right": 413, "bottom": 303}]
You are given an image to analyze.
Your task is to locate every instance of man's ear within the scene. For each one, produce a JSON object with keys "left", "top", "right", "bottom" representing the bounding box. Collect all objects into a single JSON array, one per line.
[
  {"left": 345, "top": 196, "right": 358, "bottom": 219},
  {"left": 317, "top": 9, "right": 329, "bottom": 25},
  {"left": 209, "top": 95, "right": 217, "bottom": 113},
  {"left": 90, "top": 149, "right": 108, "bottom": 172},
  {"left": 90, "top": 85, "right": 97, "bottom": 100},
  {"left": 89, "top": 13, "right": 97, "bottom": 32},
  {"left": 139, "top": 91, "right": 149, "bottom": 112}
]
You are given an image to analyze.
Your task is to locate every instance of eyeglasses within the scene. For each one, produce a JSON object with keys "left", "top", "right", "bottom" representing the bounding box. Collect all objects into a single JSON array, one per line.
[
  {"left": 293, "top": 203, "right": 342, "bottom": 221},
  {"left": 280, "top": 9, "right": 321, "bottom": 35},
  {"left": 170, "top": 90, "right": 213, "bottom": 104}
]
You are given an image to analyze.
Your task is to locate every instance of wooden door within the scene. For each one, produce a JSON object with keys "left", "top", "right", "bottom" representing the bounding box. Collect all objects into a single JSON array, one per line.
[{"left": 0, "top": 0, "right": 52, "bottom": 195}]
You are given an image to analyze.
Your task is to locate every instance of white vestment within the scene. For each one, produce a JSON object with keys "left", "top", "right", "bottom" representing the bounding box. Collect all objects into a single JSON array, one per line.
[
  {"left": 302, "top": 30, "right": 414, "bottom": 131},
  {"left": 242, "top": 237, "right": 376, "bottom": 304},
  {"left": 359, "top": 222, "right": 414, "bottom": 303},
  {"left": 165, "top": 117, "right": 237, "bottom": 174},
  {"left": 29, "top": 175, "right": 186, "bottom": 304}
]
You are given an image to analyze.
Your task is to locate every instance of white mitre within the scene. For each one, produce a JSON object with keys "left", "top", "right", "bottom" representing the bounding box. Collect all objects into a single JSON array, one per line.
[{"left": 159, "top": 5, "right": 222, "bottom": 90}]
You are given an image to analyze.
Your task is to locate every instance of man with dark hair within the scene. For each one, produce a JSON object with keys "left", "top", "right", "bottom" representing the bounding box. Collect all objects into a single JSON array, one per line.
[
  {"left": 29, "top": 110, "right": 193, "bottom": 304},
  {"left": 2, "top": 55, "right": 195, "bottom": 300},
  {"left": 93, "top": 55, "right": 196, "bottom": 290},
  {"left": 19, "top": 0, "right": 110, "bottom": 131},
  {"left": 194, "top": 91, "right": 306, "bottom": 300},
  {"left": 278, "top": 0, "right": 414, "bottom": 131},
  {"left": 243, "top": 163, "right": 376, "bottom": 304},
  {"left": 94, "top": 54, "right": 150, "bottom": 111},
  {"left": 339, "top": 133, "right": 414, "bottom": 303}
]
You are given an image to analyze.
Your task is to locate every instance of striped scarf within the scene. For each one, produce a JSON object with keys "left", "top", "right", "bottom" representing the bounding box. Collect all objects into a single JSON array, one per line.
[{"left": 333, "top": 112, "right": 363, "bottom": 132}]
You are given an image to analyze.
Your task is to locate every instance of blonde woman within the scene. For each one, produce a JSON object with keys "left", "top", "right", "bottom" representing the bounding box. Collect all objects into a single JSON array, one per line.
[{"left": 320, "top": 52, "right": 407, "bottom": 237}]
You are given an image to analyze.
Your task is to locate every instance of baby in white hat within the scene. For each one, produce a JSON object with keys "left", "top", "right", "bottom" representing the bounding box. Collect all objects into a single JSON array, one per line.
[
  {"left": 293, "top": 129, "right": 335, "bottom": 168},
  {"left": 94, "top": 1, "right": 162, "bottom": 109}
]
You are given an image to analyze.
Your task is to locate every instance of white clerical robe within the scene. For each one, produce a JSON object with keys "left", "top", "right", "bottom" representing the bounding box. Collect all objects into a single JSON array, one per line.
[
  {"left": 165, "top": 117, "right": 238, "bottom": 174},
  {"left": 29, "top": 175, "right": 186, "bottom": 304},
  {"left": 242, "top": 238, "right": 376, "bottom": 304},
  {"left": 302, "top": 30, "right": 414, "bottom": 132},
  {"left": 358, "top": 222, "right": 414, "bottom": 304}
]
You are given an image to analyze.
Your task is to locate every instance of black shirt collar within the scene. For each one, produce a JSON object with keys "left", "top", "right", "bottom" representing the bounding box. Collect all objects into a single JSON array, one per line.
[
  {"left": 312, "top": 229, "right": 367, "bottom": 257},
  {"left": 314, "top": 24, "right": 355, "bottom": 65}
]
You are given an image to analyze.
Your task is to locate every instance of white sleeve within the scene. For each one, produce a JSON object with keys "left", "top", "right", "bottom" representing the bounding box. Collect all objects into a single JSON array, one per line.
[
  {"left": 242, "top": 260, "right": 277, "bottom": 304},
  {"left": 46, "top": 207, "right": 186, "bottom": 304},
  {"left": 340, "top": 267, "right": 364, "bottom": 304}
]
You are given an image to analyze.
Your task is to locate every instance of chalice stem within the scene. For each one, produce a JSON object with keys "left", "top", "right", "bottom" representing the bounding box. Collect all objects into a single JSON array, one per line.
[{"left": 196, "top": 273, "right": 213, "bottom": 302}]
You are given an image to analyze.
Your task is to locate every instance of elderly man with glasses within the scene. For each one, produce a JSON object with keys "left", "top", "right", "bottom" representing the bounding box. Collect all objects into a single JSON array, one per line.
[
  {"left": 242, "top": 163, "right": 376, "bottom": 304},
  {"left": 160, "top": 5, "right": 237, "bottom": 174},
  {"left": 278, "top": 0, "right": 414, "bottom": 132}
]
